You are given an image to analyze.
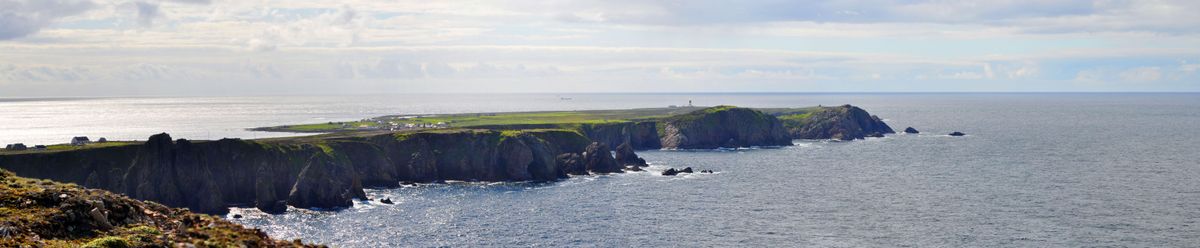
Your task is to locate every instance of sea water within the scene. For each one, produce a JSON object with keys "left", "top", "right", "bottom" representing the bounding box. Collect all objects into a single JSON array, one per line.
[{"left": 4, "top": 93, "right": 1199, "bottom": 247}]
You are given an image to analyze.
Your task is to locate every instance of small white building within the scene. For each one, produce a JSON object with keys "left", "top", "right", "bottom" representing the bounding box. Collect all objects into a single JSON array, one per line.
[{"left": 71, "top": 136, "right": 91, "bottom": 146}]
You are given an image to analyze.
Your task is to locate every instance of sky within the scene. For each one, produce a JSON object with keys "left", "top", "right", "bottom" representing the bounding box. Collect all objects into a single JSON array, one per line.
[{"left": 1, "top": 0, "right": 1198, "bottom": 97}]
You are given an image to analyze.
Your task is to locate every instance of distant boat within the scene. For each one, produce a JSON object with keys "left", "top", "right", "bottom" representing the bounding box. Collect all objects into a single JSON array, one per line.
[{"left": 560, "top": 97, "right": 573, "bottom": 100}]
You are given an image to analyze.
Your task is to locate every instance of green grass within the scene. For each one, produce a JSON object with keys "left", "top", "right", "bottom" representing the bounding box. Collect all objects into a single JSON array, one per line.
[
  {"left": 0, "top": 141, "right": 140, "bottom": 155},
  {"left": 81, "top": 236, "right": 131, "bottom": 248},
  {"left": 256, "top": 107, "right": 706, "bottom": 133},
  {"left": 281, "top": 121, "right": 381, "bottom": 132}
]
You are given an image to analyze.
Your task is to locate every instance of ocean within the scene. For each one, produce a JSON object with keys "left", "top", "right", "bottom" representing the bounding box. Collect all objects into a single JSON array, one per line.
[{"left": 3, "top": 93, "right": 1199, "bottom": 247}]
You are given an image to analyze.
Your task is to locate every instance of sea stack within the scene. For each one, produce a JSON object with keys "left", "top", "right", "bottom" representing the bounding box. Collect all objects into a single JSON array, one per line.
[{"left": 904, "top": 127, "right": 919, "bottom": 134}]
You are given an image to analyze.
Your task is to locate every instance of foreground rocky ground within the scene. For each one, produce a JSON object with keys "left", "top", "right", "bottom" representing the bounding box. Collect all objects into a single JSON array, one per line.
[{"left": 0, "top": 169, "right": 320, "bottom": 247}]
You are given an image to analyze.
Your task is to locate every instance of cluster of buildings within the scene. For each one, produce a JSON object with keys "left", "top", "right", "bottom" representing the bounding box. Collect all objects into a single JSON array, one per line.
[
  {"left": 4, "top": 136, "right": 108, "bottom": 151},
  {"left": 329, "top": 119, "right": 451, "bottom": 132},
  {"left": 379, "top": 121, "right": 450, "bottom": 131}
]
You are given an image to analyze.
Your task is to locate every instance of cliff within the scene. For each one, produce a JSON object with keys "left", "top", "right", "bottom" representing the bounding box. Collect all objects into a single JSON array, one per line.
[
  {"left": 0, "top": 105, "right": 894, "bottom": 215},
  {"left": 0, "top": 169, "right": 318, "bottom": 247},
  {"left": 772, "top": 104, "right": 895, "bottom": 140},
  {"left": 0, "top": 129, "right": 617, "bottom": 215},
  {"left": 658, "top": 106, "right": 794, "bottom": 149}
]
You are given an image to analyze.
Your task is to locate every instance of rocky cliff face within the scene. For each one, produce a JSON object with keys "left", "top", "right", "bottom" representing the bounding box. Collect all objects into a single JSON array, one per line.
[
  {"left": 0, "top": 105, "right": 893, "bottom": 215},
  {"left": 777, "top": 105, "right": 895, "bottom": 140},
  {"left": 0, "top": 130, "right": 617, "bottom": 215},
  {"left": 658, "top": 106, "right": 794, "bottom": 149},
  {"left": 577, "top": 122, "right": 662, "bottom": 150}
]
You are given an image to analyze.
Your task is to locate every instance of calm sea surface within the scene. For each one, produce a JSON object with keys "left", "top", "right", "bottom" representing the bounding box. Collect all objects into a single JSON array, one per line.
[{"left": 3, "top": 93, "right": 1199, "bottom": 247}]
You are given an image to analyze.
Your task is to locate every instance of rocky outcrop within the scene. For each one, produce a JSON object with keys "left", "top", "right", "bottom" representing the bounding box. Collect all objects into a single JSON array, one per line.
[
  {"left": 578, "top": 122, "right": 662, "bottom": 150},
  {"left": 659, "top": 106, "right": 793, "bottom": 149},
  {"left": 556, "top": 153, "right": 586, "bottom": 176},
  {"left": 777, "top": 105, "right": 895, "bottom": 140},
  {"left": 582, "top": 142, "right": 622, "bottom": 174},
  {"left": 286, "top": 152, "right": 365, "bottom": 210},
  {"left": 614, "top": 142, "right": 648, "bottom": 167},
  {"left": 949, "top": 132, "right": 966, "bottom": 136},
  {"left": 0, "top": 169, "right": 319, "bottom": 247},
  {"left": 904, "top": 127, "right": 919, "bottom": 134}
]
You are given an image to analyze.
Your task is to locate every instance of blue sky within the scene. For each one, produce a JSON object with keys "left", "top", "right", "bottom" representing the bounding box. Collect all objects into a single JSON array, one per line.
[{"left": 0, "top": 0, "right": 1198, "bottom": 96}]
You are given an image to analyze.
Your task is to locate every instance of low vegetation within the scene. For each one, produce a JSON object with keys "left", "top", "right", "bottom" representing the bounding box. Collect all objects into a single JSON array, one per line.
[
  {"left": 254, "top": 107, "right": 706, "bottom": 133},
  {"left": 0, "top": 169, "right": 320, "bottom": 247}
]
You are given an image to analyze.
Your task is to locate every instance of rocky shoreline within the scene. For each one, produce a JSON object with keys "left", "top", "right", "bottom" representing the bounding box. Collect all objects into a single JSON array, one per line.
[{"left": 0, "top": 105, "right": 893, "bottom": 215}]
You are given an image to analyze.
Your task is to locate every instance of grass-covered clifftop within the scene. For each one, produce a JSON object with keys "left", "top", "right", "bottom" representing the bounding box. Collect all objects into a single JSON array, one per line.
[
  {"left": 251, "top": 107, "right": 705, "bottom": 133},
  {"left": 0, "top": 169, "right": 318, "bottom": 247},
  {"left": 762, "top": 105, "right": 896, "bottom": 140},
  {"left": 658, "top": 106, "right": 793, "bottom": 149},
  {"left": 248, "top": 105, "right": 893, "bottom": 142}
]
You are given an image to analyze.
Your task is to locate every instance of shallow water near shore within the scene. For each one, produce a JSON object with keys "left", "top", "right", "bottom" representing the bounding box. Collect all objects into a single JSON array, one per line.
[{"left": 5, "top": 93, "right": 1200, "bottom": 246}]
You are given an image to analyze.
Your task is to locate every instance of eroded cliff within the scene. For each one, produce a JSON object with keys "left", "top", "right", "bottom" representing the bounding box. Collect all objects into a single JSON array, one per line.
[
  {"left": 0, "top": 129, "right": 619, "bottom": 215},
  {"left": 774, "top": 104, "right": 895, "bottom": 140},
  {"left": 658, "top": 106, "right": 794, "bottom": 149},
  {"left": 0, "top": 105, "right": 895, "bottom": 215}
]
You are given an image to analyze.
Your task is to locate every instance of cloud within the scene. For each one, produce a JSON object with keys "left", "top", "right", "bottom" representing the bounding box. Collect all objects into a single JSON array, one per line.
[
  {"left": 0, "top": 0, "right": 95, "bottom": 39},
  {"left": 1118, "top": 67, "right": 1163, "bottom": 82},
  {"left": 132, "top": 1, "right": 161, "bottom": 27},
  {"left": 3, "top": 0, "right": 1200, "bottom": 95}
]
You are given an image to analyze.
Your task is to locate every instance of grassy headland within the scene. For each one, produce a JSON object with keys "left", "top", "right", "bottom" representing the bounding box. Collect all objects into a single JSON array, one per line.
[{"left": 248, "top": 106, "right": 814, "bottom": 133}]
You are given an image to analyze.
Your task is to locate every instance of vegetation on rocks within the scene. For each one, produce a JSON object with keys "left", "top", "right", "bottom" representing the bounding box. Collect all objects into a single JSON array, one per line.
[{"left": 0, "top": 169, "right": 319, "bottom": 247}]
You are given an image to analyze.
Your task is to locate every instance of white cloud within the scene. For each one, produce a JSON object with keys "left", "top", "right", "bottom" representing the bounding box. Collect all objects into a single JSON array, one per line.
[
  {"left": 1118, "top": 67, "right": 1163, "bottom": 82},
  {"left": 2, "top": 0, "right": 1200, "bottom": 95}
]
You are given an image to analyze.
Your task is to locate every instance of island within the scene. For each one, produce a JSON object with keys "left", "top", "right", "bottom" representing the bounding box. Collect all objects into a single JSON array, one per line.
[{"left": 0, "top": 105, "right": 892, "bottom": 216}]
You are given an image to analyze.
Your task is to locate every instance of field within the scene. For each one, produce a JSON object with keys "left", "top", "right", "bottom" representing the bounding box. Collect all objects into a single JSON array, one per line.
[
  {"left": 0, "top": 141, "right": 140, "bottom": 155},
  {"left": 255, "top": 107, "right": 711, "bottom": 133}
]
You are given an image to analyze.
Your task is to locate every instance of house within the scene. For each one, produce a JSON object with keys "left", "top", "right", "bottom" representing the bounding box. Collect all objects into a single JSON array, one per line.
[
  {"left": 71, "top": 136, "right": 91, "bottom": 146},
  {"left": 97, "top": 137, "right": 108, "bottom": 143},
  {"left": 32, "top": 145, "right": 47, "bottom": 150},
  {"left": 5, "top": 143, "right": 27, "bottom": 151}
]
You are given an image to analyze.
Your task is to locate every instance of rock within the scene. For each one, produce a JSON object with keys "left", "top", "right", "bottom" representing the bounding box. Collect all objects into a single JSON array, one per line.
[
  {"left": 379, "top": 198, "right": 393, "bottom": 204},
  {"left": 577, "top": 122, "right": 663, "bottom": 150},
  {"left": 555, "top": 153, "right": 587, "bottom": 176},
  {"left": 662, "top": 167, "right": 697, "bottom": 176},
  {"left": 700, "top": 170, "right": 714, "bottom": 173},
  {"left": 659, "top": 106, "right": 793, "bottom": 149},
  {"left": 88, "top": 207, "right": 114, "bottom": 230},
  {"left": 949, "top": 132, "right": 966, "bottom": 136},
  {"left": 625, "top": 166, "right": 644, "bottom": 172},
  {"left": 867, "top": 132, "right": 884, "bottom": 138},
  {"left": 781, "top": 105, "right": 895, "bottom": 140},
  {"left": 904, "top": 127, "right": 919, "bottom": 134},
  {"left": 232, "top": 214, "right": 243, "bottom": 219},
  {"left": 286, "top": 153, "right": 366, "bottom": 210},
  {"left": 614, "top": 142, "right": 648, "bottom": 167},
  {"left": 582, "top": 142, "right": 622, "bottom": 174},
  {"left": 498, "top": 137, "right": 536, "bottom": 181}
]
